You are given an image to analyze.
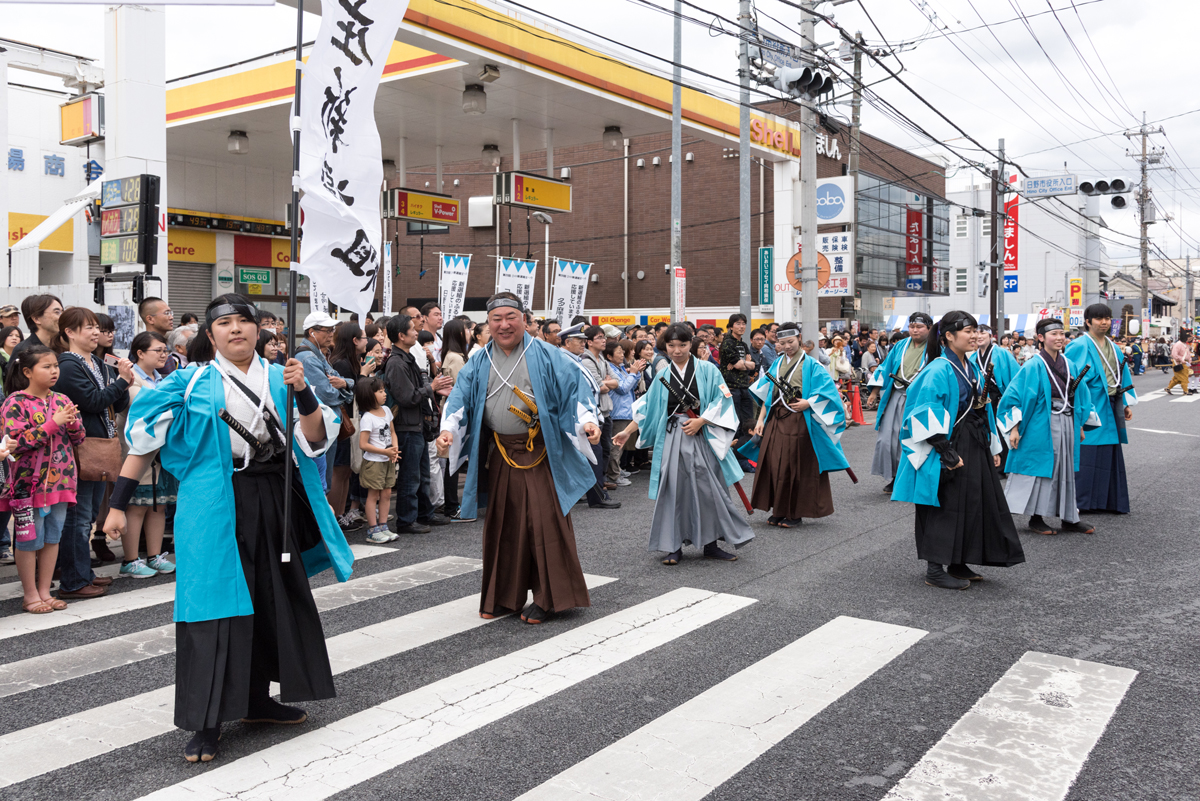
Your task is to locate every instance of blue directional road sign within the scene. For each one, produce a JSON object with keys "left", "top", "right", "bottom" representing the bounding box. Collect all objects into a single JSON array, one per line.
[
  {"left": 906, "top": 279, "right": 924, "bottom": 291},
  {"left": 1004, "top": 275, "right": 1019, "bottom": 293}
]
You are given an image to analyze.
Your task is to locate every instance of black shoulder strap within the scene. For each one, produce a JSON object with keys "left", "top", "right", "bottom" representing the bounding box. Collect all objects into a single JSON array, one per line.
[{"left": 222, "top": 369, "right": 287, "bottom": 443}]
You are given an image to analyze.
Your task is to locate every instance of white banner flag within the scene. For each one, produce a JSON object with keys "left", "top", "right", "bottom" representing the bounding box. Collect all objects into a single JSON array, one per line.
[
  {"left": 381, "top": 241, "right": 393, "bottom": 315},
  {"left": 298, "top": 0, "right": 411, "bottom": 319},
  {"left": 496, "top": 258, "right": 537, "bottom": 311},
  {"left": 550, "top": 258, "right": 591, "bottom": 324},
  {"left": 439, "top": 253, "right": 471, "bottom": 319}
]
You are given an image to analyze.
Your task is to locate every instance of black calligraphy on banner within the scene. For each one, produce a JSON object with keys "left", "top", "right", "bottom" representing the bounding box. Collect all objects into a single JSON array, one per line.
[
  {"left": 321, "top": 158, "right": 355, "bottom": 206},
  {"left": 331, "top": 0, "right": 375, "bottom": 67},
  {"left": 331, "top": 228, "right": 379, "bottom": 292},
  {"left": 321, "top": 66, "right": 356, "bottom": 154}
]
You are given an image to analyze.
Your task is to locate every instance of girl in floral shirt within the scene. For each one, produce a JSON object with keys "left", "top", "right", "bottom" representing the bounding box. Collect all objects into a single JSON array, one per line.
[{"left": 1, "top": 344, "right": 86, "bottom": 613}]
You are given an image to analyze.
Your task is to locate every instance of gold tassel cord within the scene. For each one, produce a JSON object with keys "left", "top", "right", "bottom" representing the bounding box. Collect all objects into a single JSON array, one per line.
[
  {"left": 496, "top": 385, "right": 544, "bottom": 467},
  {"left": 493, "top": 431, "right": 547, "bottom": 469}
]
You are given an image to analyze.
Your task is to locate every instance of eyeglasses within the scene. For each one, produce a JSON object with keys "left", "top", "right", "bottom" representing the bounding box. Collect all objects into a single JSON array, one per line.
[
  {"left": 145, "top": 347, "right": 169, "bottom": 355},
  {"left": 157, "top": 309, "right": 174, "bottom": 317}
]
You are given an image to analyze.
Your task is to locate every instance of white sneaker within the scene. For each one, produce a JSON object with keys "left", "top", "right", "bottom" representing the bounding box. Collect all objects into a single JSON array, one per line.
[
  {"left": 365, "top": 526, "right": 393, "bottom": 544},
  {"left": 619, "top": 469, "right": 631, "bottom": 478},
  {"left": 346, "top": 508, "right": 365, "bottom": 524},
  {"left": 615, "top": 477, "right": 632, "bottom": 487}
]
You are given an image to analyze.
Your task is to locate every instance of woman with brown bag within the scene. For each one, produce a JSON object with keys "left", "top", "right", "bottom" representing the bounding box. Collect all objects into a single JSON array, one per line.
[{"left": 52, "top": 307, "right": 133, "bottom": 600}]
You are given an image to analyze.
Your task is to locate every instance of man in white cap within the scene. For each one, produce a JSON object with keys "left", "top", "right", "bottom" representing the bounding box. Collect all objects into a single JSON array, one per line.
[{"left": 294, "top": 311, "right": 351, "bottom": 488}]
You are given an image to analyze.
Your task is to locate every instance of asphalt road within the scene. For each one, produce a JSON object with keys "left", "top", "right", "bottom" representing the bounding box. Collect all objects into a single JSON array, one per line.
[{"left": 1, "top": 368, "right": 1196, "bottom": 800}]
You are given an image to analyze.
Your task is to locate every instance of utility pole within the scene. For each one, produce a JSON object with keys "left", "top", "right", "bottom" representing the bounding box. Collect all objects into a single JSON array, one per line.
[
  {"left": 1125, "top": 111, "right": 1164, "bottom": 320},
  {"left": 738, "top": 0, "right": 752, "bottom": 342},
  {"left": 1186, "top": 253, "right": 1194, "bottom": 329},
  {"left": 989, "top": 167, "right": 999, "bottom": 330},
  {"left": 670, "top": 0, "right": 683, "bottom": 322},
  {"left": 847, "top": 31, "right": 862, "bottom": 325},
  {"left": 996, "top": 139, "right": 1006, "bottom": 333},
  {"left": 798, "top": 0, "right": 819, "bottom": 338}
]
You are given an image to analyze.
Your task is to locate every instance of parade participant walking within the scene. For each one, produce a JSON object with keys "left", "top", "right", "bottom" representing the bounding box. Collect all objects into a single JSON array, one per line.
[
  {"left": 1164, "top": 331, "right": 1193, "bottom": 395},
  {"left": 1065, "top": 304, "right": 1137, "bottom": 514},
  {"left": 892, "top": 310, "right": 1024, "bottom": 590},
  {"left": 870, "top": 312, "right": 931, "bottom": 492},
  {"left": 103, "top": 294, "right": 352, "bottom": 764},
  {"left": 436, "top": 293, "right": 602, "bottom": 624},
  {"left": 743, "top": 323, "right": 849, "bottom": 527},
  {"left": 971, "top": 324, "right": 1022, "bottom": 472},
  {"left": 996, "top": 318, "right": 1100, "bottom": 536},
  {"left": 612, "top": 323, "right": 753, "bottom": 565}
]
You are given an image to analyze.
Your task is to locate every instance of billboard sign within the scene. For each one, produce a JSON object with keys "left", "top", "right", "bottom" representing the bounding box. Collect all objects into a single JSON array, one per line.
[
  {"left": 1069, "top": 277, "right": 1083, "bottom": 308},
  {"left": 815, "top": 177, "right": 853, "bottom": 225}
]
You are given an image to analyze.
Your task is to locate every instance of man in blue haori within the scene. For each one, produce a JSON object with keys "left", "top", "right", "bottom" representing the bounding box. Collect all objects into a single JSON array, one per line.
[
  {"left": 996, "top": 318, "right": 1101, "bottom": 536},
  {"left": 1064, "top": 303, "right": 1137, "bottom": 513},
  {"left": 870, "top": 312, "right": 931, "bottom": 492},
  {"left": 613, "top": 323, "right": 753, "bottom": 566},
  {"left": 436, "top": 293, "right": 601, "bottom": 625},
  {"left": 741, "top": 322, "right": 849, "bottom": 527}
]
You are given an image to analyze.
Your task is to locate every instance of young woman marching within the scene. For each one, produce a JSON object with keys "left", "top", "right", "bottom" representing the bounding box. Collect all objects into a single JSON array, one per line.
[
  {"left": 103, "top": 294, "right": 353, "bottom": 763},
  {"left": 891, "top": 310, "right": 1025, "bottom": 590},
  {"left": 1, "top": 346, "right": 82, "bottom": 613}
]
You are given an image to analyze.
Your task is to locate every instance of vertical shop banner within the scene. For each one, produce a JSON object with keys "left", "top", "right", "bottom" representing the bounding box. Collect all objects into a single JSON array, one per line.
[
  {"left": 310, "top": 278, "right": 329, "bottom": 315},
  {"left": 1003, "top": 175, "right": 1019, "bottom": 293},
  {"left": 495, "top": 258, "right": 537, "bottom": 310},
  {"left": 1068, "top": 277, "right": 1083, "bottom": 308},
  {"left": 298, "top": 0, "right": 411, "bottom": 319},
  {"left": 674, "top": 267, "right": 687, "bottom": 320},
  {"left": 438, "top": 254, "right": 471, "bottom": 319},
  {"left": 550, "top": 258, "right": 591, "bottom": 323},
  {"left": 757, "top": 246, "right": 774, "bottom": 306},
  {"left": 905, "top": 207, "right": 923, "bottom": 290},
  {"left": 381, "top": 241, "right": 393, "bottom": 316},
  {"left": 816, "top": 233, "right": 853, "bottom": 296}
]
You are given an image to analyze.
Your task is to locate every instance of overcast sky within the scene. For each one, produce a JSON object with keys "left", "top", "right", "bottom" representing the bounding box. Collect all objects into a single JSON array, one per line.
[{"left": 4, "top": 0, "right": 1196, "bottom": 264}]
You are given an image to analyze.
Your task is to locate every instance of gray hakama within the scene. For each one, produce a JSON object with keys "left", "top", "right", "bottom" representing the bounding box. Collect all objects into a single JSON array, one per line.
[
  {"left": 1004, "top": 399, "right": 1079, "bottom": 523},
  {"left": 870, "top": 387, "right": 907, "bottom": 481},
  {"left": 648, "top": 414, "right": 755, "bottom": 553}
]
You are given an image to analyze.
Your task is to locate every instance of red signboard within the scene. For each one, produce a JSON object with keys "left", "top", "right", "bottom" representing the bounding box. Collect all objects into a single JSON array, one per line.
[
  {"left": 1003, "top": 175, "right": 1019, "bottom": 272},
  {"left": 905, "top": 208, "right": 923, "bottom": 277}
]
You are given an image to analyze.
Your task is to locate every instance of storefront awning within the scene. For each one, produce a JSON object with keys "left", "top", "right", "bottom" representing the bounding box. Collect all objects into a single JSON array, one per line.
[{"left": 9, "top": 179, "right": 100, "bottom": 287}]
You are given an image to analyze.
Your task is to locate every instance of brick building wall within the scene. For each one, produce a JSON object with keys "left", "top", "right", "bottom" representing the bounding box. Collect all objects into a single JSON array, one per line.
[{"left": 388, "top": 108, "right": 944, "bottom": 322}]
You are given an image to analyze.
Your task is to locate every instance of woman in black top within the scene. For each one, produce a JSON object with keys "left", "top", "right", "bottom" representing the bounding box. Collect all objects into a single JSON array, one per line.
[
  {"left": 327, "top": 324, "right": 377, "bottom": 525},
  {"left": 52, "top": 307, "right": 134, "bottom": 599}
]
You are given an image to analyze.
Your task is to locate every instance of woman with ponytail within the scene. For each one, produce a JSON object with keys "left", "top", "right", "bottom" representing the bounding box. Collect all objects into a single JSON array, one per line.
[{"left": 891, "top": 310, "right": 1024, "bottom": 590}]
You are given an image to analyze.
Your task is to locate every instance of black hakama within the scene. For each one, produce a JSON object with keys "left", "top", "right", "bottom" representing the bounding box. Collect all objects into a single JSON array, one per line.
[
  {"left": 1074, "top": 394, "right": 1130, "bottom": 514},
  {"left": 174, "top": 457, "right": 336, "bottom": 732},
  {"left": 914, "top": 407, "right": 1025, "bottom": 568}
]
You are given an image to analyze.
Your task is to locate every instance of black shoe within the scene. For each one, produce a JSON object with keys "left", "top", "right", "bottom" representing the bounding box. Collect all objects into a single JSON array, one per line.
[
  {"left": 422, "top": 514, "right": 451, "bottom": 527},
  {"left": 520, "top": 602, "right": 553, "bottom": 625},
  {"left": 242, "top": 697, "right": 308, "bottom": 725},
  {"left": 588, "top": 499, "right": 621, "bottom": 509},
  {"left": 947, "top": 563, "right": 983, "bottom": 581},
  {"left": 1028, "top": 515, "right": 1057, "bottom": 536},
  {"left": 925, "top": 562, "right": 970, "bottom": 590},
  {"left": 92, "top": 538, "right": 117, "bottom": 564},
  {"left": 662, "top": 548, "right": 682, "bottom": 565},
  {"left": 395, "top": 522, "right": 432, "bottom": 534},
  {"left": 184, "top": 727, "right": 221, "bottom": 763},
  {"left": 882, "top": 481, "right": 894, "bottom": 494},
  {"left": 703, "top": 542, "right": 738, "bottom": 561},
  {"left": 1061, "top": 519, "right": 1095, "bottom": 534}
]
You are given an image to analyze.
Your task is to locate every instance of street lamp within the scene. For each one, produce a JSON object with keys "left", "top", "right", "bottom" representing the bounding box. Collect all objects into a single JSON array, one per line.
[{"left": 533, "top": 211, "right": 553, "bottom": 311}]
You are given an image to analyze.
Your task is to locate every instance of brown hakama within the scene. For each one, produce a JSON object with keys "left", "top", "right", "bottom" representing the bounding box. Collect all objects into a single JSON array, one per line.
[
  {"left": 750, "top": 409, "right": 834, "bottom": 520},
  {"left": 480, "top": 431, "right": 591, "bottom": 616}
]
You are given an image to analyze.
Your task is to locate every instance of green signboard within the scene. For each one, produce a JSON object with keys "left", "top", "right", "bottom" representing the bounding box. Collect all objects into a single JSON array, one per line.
[
  {"left": 238, "top": 267, "right": 272, "bottom": 284},
  {"left": 757, "top": 246, "right": 773, "bottom": 305}
]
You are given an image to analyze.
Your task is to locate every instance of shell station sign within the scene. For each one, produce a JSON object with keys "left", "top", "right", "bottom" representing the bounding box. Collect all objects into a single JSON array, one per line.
[{"left": 749, "top": 118, "right": 842, "bottom": 161}]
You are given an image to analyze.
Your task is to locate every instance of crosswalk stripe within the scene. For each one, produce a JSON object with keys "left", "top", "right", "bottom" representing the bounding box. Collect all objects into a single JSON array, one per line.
[
  {"left": 0, "top": 553, "right": 480, "bottom": 699},
  {"left": 0, "top": 543, "right": 425, "bottom": 641},
  {"left": 515, "top": 615, "right": 926, "bottom": 801},
  {"left": 1137, "top": 389, "right": 1167, "bottom": 403},
  {"left": 0, "top": 543, "right": 396, "bottom": 604},
  {"left": 0, "top": 572, "right": 616, "bottom": 788},
  {"left": 135, "top": 587, "right": 754, "bottom": 801},
  {"left": 882, "top": 651, "right": 1137, "bottom": 800},
  {"left": 1168, "top": 393, "right": 1200, "bottom": 402}
]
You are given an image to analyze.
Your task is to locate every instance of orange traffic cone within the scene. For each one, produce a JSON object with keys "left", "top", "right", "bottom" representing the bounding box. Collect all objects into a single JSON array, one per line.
[{"left": 850, "top": 381, "right": 866, "bottom": 425}]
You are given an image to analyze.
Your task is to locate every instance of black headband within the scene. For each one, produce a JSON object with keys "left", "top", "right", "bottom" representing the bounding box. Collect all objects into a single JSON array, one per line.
[
  {"left": 207, "top": 302, "right": 258, "bottom": 327},
  {"left": 909, "top": 313, "right": 933, "bottom": 326},
  {"left": 939, "top": 316, "right": 976, "bottom": 334},
  {"left": 487, "top": 297, "right": 523, "bottom": 313},
  {"left": 1038, "top": 321, "right": 1064, "bottom": 333}
]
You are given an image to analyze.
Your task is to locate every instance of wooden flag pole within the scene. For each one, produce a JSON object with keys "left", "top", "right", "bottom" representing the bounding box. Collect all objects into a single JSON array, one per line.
[{"left": 281, "top": 0, "right": 305, "bottom": 563}]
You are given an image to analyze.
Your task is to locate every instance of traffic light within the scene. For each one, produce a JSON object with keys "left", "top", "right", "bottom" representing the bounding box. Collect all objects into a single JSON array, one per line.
[
  {"left": 1080, "top": 177, "right": 1131, "bottom": 210},
  {"left": 771, "top": 65, "right": 834, "bottom": 99}
]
